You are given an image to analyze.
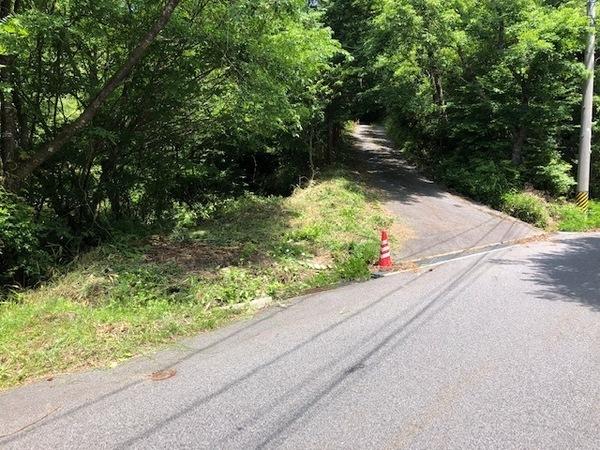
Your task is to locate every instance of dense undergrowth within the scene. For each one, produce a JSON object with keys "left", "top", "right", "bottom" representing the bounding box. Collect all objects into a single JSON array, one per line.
[
  {"left": 383, "top": 120, "right": 600, "bottom": 231},
  {"left": 501, "top": 192, "right": 600, "bottom": 231},
  {"left": 0, "top": 0, "right": 344, "bottom": 290},
  {"left": 550, "top": 200, "right": 600, "bottom": 231},
  {"left": 0, "top": 171, "right": 396, "bottom": 389}
]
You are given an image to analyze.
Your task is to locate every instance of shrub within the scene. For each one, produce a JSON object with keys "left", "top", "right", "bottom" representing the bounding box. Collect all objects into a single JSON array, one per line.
[
  {"left": 335, "top": 241, "right": 379, "bottom": 280},
  {"left": 0, "top": 188, "right": 51, "bottom": 287},
  {"left": 533, "top": 157, "right": 576, "bottom": 196},
  {"left": 437, "top": 157, "right": 520, "bottom": 207},
  {"left": 501, "top": 192, "right": 551, "bottom": 229}
]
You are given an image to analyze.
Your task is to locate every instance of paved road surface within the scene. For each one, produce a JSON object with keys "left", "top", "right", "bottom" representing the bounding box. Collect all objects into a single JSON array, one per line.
[
  {"left": 351, "top": 125, "right": 542, "bottom": 262},
  {"left": 2, "top": 234, "right": 600, "bottom": 449}
]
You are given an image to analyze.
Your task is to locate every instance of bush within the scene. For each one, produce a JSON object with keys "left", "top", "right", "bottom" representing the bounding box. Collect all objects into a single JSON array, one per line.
[
  {"left": 335, "top": 241, "right": 379, "bottom": 280},
  {"left": 550, "top": 203, "right": 587, "bottom": 231},
  {"left": 501, "top": 192, "right": 551, "bottom": 229},
  {"left": 533, "top": 157, "right": 576, "bottom": 196},
  {"left": 437, "top": 157, "right": 520, "bottom": 207},
  {"left": 0, "top": 188, "right": 52, "bottom": 287}
]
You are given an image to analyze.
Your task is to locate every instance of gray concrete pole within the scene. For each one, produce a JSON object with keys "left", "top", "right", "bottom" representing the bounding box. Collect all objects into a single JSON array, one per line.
[{"left": 577, "top": 0, "right": 596, "bottom": 212}]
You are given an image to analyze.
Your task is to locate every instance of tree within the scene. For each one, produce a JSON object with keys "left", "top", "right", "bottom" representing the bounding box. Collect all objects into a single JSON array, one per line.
[
  {"left": 359, "top": 0, "right": 586, "bottom": 198},
  {"left": 2, "top": 0, "right": 183, "bottom": 190}
]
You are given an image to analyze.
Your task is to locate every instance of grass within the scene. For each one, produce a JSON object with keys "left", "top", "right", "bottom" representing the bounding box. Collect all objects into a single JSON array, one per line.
[
  {"left": 550, "top": 200, "right": 600, "bottom": 232},
  {"left": 0, "top": 170, "right": 398, "bottom": 390},
  {"left": 500, "top": 190, "right": 600, "bottom": 232}
]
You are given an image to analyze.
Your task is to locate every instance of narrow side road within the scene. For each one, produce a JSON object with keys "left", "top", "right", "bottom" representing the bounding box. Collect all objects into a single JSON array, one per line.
[
  {"left": 351, "top": 124, "right": 542, "bottom": 262},
  {"left": 2, "top": 234, "right": 600, "bottom": 449}
]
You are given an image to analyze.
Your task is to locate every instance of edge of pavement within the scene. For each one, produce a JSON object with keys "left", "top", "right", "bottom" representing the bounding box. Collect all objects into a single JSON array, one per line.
[{"left": 373, "top": 232, "right": 552, "bottom": 278}]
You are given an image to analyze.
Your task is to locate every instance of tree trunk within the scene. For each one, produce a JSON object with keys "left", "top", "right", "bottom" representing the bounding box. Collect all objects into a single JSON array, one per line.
[
  {"left": 511, "top": 127, "right": 526, "bottom": 165},
  {"left": 511, "top": 86, "right": 529, "bottom": 166},
  {"left": 1, "top": 88, "right": 18, "bottom": 175},
  {"left": 308, "top": 130, "right": 316, "bottom": 181},
  {"left": 6, "top": 0, "right": 182, "bottom": 190},
  {"left": 327, "top": 120, "right": 340, "bottom": 164},
  {"left": 433, "top": 73, "right": 446, "bottom": 110},
  {"left": 427, "top": 50, "right": 447, "bottom": 121},
  {"left": 13, "top": 90, "right": 29, "bottom": 150},
  {"left": 498, "top": 19, "right": 505, "bottom": 49},
  {"left": 0, "top": 0, "right": 16, "bottom": 177}
]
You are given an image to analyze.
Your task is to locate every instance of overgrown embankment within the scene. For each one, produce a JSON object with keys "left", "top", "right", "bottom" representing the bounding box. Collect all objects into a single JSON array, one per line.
[{"left": 0, "top": 171, "right": 399, "bottom": 389}]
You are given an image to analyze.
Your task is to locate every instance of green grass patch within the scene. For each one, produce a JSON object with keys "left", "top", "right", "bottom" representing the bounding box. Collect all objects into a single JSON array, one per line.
[
  {"left": 550, "top": 200, "right": 600, "bottom": 231},
  {"left": 0, "top": 171, "right": 396, "bottom": 389},
  {"left": 500, "top": 191, "right": 600, "bottom": 232}
]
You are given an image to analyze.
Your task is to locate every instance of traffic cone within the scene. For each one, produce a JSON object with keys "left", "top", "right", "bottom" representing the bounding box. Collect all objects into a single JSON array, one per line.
[{"left": 378, "top": 230, "right": 393, "bottom": 268}]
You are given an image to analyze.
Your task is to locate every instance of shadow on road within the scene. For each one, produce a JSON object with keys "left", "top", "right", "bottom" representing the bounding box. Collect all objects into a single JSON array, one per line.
[
  {"left": 349, "top": 125, "right": 540, "bottom": 262},
  {"left": 348, "top": 125, "right": 445, "bottom": 207},
  {"left": 1, "top": 124, "right": 544, "bottom": 448},
  {"left": 0, "top": 272, "right": 424, "bottom": 446},
  {"left": 525, "top": 236, "right": 600, "bottom": 312},
  {"left": 119, "top": 254, "right": 492, "bottom": 449}
]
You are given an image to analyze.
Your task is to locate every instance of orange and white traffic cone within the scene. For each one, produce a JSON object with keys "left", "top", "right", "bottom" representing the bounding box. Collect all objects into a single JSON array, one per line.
[{"left": 378, "top": 230, "right": 393, "bottom": 268}]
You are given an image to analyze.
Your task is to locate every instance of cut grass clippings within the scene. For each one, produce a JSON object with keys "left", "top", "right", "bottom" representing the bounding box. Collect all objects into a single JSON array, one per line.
[{"left": 0, "top": 170, "right": 401, "bottom": 390}]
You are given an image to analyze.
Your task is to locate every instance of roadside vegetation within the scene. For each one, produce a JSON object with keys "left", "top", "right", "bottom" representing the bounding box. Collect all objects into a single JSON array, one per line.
[
  {"left": 501, "top": 192, "right": 600, "bottom": 232},
  {"left": 0, "top": 171, "right": 396, "bottom": 389},
  {"left": 0, "top": 0, "right": 343, "bottom": 290},
  {"left": 550, "top": 200, "right": 600, "bottom": 231}
]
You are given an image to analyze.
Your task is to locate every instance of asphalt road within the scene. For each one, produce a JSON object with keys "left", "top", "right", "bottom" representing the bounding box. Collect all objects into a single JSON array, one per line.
[
  {"left": 2, "top": 233, "right": 600, "bottom": 449},
  {"left": 351, "top": 125, "right": 542, "bottom": 262}
]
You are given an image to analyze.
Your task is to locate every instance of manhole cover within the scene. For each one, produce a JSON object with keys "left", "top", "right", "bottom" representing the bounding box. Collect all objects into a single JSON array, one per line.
[{"left": 149, "top": 368, "right": 177, "bottom": 381}]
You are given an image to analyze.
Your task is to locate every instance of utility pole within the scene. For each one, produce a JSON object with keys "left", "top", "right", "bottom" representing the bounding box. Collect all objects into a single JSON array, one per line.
[{"left": 577, "top": 0, "right": 596, "bottom": 213}]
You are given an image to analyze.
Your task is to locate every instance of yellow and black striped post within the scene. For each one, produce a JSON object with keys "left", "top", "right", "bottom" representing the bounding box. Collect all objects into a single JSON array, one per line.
[
  {"left": 576, "top": 191, "right": 590, "bottom": 213},
  {"left": 577, "top": 1, "right": 595, "bottom": 214}
]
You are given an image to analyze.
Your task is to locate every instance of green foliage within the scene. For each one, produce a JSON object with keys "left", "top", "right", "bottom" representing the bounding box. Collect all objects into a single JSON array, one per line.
[
  {"left": 551, "top": 200, "right": 600, "bottom": 231},
  {"left": 0, "top": 188, "right": 51, "bottom": 286},
  {"left": 532, "top": 156, "right": 577, "bottom": 196},
  {"left": 501, "top": 191, "right": 551, "bottom": 228},
  {"left": 329, "top": 0, "right": 588, "bottom": 206},
  {"left": 0, "top": 0, "right": 345, "bottom": 289},
  {"left": 335, "top": 241, "right": 379, "bottom": 280},
  {"left": 437, "top": 157, "right": 520, "bottom": 206}
]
